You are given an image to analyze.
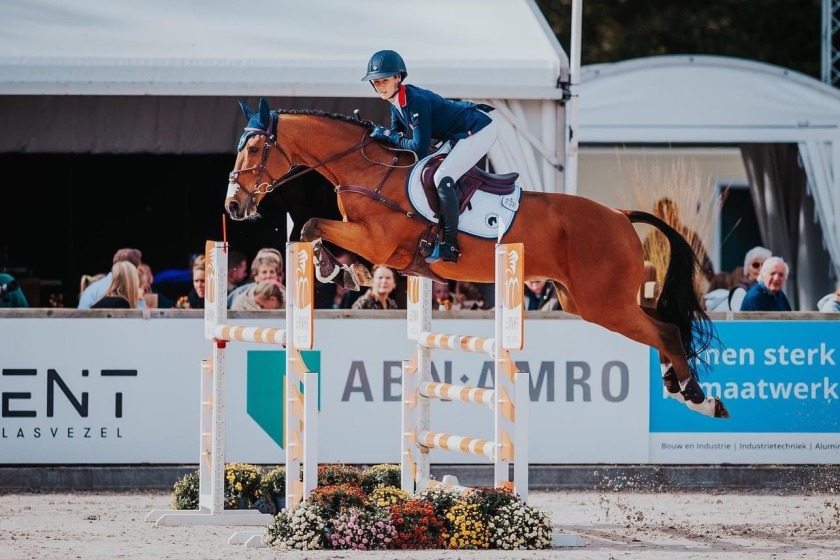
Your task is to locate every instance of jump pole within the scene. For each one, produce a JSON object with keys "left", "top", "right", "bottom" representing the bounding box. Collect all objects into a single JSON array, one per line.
[
  {"left": 145, "top": 240, "right": 318, "bottom": 528},
  {"left": 401, "top": 242, "right": 529, "bottom": 501}
]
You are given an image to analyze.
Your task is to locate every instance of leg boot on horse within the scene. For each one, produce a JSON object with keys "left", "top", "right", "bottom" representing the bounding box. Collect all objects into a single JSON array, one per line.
[{"left": 427, "top": 176, "right": 460, "bottom": 264}]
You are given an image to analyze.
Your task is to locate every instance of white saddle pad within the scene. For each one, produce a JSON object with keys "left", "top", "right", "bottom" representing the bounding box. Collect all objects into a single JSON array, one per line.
[{"left": 405, "top": 145, "right": 521, "bottom": 239}]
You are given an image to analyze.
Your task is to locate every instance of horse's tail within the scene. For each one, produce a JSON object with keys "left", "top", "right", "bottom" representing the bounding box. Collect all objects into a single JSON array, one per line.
[{"left": 624, "top": 210, "right": 717, "bottom": 378}]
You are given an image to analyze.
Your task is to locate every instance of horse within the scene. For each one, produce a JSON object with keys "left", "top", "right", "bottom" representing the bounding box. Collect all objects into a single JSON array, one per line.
[{"left": 225, "top": 98, "right": 729, "bottom": 419}]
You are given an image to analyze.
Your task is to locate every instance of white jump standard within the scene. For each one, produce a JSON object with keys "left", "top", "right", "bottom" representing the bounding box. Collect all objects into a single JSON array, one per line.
[
  {"left": 145, "top": 240, "right": 318, "bottom": 530},
  {"left": 401, "top": 243, "right": 529, "bottom": 501}
]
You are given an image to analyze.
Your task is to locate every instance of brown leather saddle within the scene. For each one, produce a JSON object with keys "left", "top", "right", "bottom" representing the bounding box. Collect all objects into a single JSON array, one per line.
[{"left": 420, "top": 155, "right": 518, "bottom": 216}]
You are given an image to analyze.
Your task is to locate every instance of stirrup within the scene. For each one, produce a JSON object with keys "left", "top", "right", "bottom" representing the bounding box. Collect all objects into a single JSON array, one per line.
[{"left": 425, "top": 243, "right": 442, "bottom": 264}]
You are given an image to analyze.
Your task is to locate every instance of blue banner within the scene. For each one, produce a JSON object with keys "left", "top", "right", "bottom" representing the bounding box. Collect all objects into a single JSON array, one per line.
[{"left": 650, "top": 321, "right": 840, "bottom": 433}]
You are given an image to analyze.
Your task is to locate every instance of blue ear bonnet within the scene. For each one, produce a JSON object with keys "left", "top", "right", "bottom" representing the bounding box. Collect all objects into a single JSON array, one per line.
[{"left": 237, "top": 110, "right": 278, "bottom": 151}]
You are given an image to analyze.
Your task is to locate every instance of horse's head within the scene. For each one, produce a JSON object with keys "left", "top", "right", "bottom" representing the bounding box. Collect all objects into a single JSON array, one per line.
[{"left": 225, "top": 98, "right": 290, "bottom": 221}]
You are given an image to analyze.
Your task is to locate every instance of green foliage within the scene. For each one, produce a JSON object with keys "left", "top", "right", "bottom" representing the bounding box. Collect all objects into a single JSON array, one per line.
[
  {"left": 361, "top": 463, "right": 402, "bottom": 493},
  {"left": 535, "top": 0, "right": 822, "bottom": 78},
  {"left": 466, "top": 486, "right": 520, "bottom": 520},
  {"left": 260, "top": 466, "right": 286, "bottom": 501},
  {"left": 171, "top": 469, "right": 200, "bottom": 510}
]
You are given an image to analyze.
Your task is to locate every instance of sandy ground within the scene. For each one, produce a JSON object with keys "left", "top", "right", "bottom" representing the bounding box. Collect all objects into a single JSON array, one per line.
[{"left": 0, "top": 489, "right": 838, "bottom": 560}]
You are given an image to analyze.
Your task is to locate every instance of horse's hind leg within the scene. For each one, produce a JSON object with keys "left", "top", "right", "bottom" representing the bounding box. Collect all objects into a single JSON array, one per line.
[{"left": 590, "top": 304, "right": 729, "bottom": 418}]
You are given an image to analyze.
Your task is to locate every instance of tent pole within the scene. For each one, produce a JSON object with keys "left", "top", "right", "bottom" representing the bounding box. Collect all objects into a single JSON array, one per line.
[{"left": 564, "top": 0, "right": 582, "bottom": 195}]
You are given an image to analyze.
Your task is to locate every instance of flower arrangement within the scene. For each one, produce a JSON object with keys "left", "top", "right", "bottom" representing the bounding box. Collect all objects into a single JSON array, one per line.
[
  {"left": 326, "top": 506, "right": 397, "bottom": 550},
  {"left": 224, "top": 462, "right": 263, "bottom": 509},
  {"left": 308, "top": 483, "right": 367, "bottom": 519},
  {"left": 366, "top": 486, "right": 411, "bottom": 508},
  {"left": 445, "top": 502, "right": 490, "bottom": 549},
  {"left": 390, "top": 499, "right": 446, "bottom": 549},
  {"left": 171, "top": 469, "right": 200, "bottom": 510},
  {"left": 265, "top": 501, "right": 325, "bottom": 550},
  {"left": 417, "top": 485, "right": 462, "bottom": 518},
  {"left": 317, "top": 463, "right": 363, "bottom": 487},
  {"left": 360, "top": 463, "right": 401, "bottom": 493},
  {"left": 170, "top": 463, "right": 555, "bottom": 551},
  {"left": 487, "top": 501, "right": 553, "bottom": 550},
  {"left": 467, "top": 485, "right": 520, "bottom": 519}
]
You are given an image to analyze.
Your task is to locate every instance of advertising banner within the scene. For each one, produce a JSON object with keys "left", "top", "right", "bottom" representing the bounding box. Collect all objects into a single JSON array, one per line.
[{"left": 1, "top": 316, "right": 836, "bottom": 465}]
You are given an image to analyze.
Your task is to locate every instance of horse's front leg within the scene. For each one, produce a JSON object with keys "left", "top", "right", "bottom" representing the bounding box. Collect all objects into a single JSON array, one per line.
[
  {"left": 302, "top": 219, "right": 383, "bottom": 289},
  {"left": 301, "top": 218, "right": 401, "bottom": 266}
]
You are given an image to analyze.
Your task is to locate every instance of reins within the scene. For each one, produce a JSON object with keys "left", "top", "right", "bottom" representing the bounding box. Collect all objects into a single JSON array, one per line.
[{"left": 231, "top": 121, "right": 426, "bottom": 223}]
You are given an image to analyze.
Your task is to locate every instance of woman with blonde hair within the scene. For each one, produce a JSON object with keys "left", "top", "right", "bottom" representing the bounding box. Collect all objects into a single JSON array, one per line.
[
  {"left": 227, "top": 247, "right": 285, "bottom": 308},
  {"left": 230, "top": 280, "right": 285, "bottom": 310},
  {"left": 91, "top": 261, "right": 140, "bottom": 309},
  {"left": 351, "top": 265, "right": 399, "bottom": 310}
]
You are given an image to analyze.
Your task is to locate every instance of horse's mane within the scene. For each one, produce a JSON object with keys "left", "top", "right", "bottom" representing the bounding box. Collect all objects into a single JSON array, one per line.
[{"left": 274, "top": 108, "right": 376, "bottom": 129}]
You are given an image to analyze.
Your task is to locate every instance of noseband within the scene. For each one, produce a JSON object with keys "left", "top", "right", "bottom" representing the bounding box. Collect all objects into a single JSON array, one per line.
[{"left": 228, "top": 124, "right": 375, "bottom": 207}]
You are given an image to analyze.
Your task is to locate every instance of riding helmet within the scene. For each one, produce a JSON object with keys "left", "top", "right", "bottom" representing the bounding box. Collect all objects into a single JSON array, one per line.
[{"left": 361, "top": 50, "right": 407, "bottom": 81}]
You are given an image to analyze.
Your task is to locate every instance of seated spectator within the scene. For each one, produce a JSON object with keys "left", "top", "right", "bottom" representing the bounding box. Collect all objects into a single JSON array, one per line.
[
  {"left": 703, "top": 272, "right": 733, "bottom": 311},
  {"left": 523, "top": 279, "right": 560, "bottom": 311},
  {"left": 352, "top": 265, "right": 399, "bottom": 310},
  {"left": 0, "top": 272, "right": 29, "bottom": 308},
  {"left": 176, "top": 255, "right": 206, "bottom": 309},
  {"left": 91, "top": 261, "right": 140, "bottom": 309},
  {"left": 227, "top": 249, "right": 250, "bottom": 293},
  {"left": 729, "top": 246, "right": 772, "bottom": 311},
  {"left": 816, "top": 284, "right": 840, "bottom": 313},
  {"left": 227, "top": 248, "right": 284, "bottom": 308},
  {"left": 455, "top": 281, "right": 488, "bottom": 310},
  {"left": 230, "top": 280, "right": 285, "bottom": 310},
  {"left": 432, "top": 280, "right": 457, "bottom": 310},
  {"left": 80, "top": 273, "right": 106, "bottom": 300},
  {"left": 740, "top": 256, "right": 792, "bottom": 312},
  {"left": 78, "top": 248, "right": 145, "bottom": 309},
  {"left": 139, "top": 263, "right": 174, "bottom": 309}
]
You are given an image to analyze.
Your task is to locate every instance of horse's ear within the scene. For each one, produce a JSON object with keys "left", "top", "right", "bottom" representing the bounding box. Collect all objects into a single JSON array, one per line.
[
  {"left": 238, "top": 99, "right": 255, "bottom": 119},
  {"left": 258, "top": 98, "right": 271, "bottom": 126}
]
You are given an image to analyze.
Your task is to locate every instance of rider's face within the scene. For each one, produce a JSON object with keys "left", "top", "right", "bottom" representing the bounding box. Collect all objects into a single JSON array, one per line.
[{"left": 371, "top": 75, "right": 401, "bottom": 100}]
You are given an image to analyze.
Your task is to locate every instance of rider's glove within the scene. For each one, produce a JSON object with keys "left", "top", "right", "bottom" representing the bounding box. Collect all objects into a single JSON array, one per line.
[{"left": 371, "top": 125, "right": 397, "bottom": 144}]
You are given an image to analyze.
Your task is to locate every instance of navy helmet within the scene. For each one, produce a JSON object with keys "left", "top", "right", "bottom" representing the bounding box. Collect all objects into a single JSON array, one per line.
[{"left": 361, "top": 50, "right": 407, "bottom": 82}]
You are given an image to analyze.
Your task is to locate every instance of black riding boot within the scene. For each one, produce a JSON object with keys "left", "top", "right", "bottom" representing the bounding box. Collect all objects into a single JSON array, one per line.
[{"left": 433, "top": 176, "right": 460, "bottom": 263}]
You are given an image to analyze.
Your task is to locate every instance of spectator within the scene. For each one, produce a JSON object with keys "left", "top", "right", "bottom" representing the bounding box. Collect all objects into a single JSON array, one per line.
[
  {"left": 816, "top": 284, "right": 840, "bottom": 313},
  {"left": 352, "top": 265, "right": 399, "bottom": 310},
  {"left": 176, "top": 255, "right": 206, "bottom": 309},
  {"left": 740, "top": 256, "right": 792, "bottom": 312},
  {"left": 227, "top": 250, "right": 249, "bottom": 293},
  {"left": 91, "top": 261, "right": 140, "bottom": 309},
  {"left": 523, "top": 279, "right": 560, "bottom": 311},
  {"left": 729, "top": 245, "right": 772, "bottom": 311},
  {"left": 703, "top": 272, "right": 733, "bottom": 311},
  {"left": 643, "top": 197, "right": 714, "bottom": 282},
  {"left": 227, "top": 248, "right": 284, "bottom": 308},
  {"left": 432, "top": 280, "right": 457, "bottom": 310},
  {"left": 78, "top": 248, "right": 144, "bottom": 309},
  {"left": 230, "top": 280, "right": 284, "bottom": 310},
  {"left": 138, "top": 263, "right": 174, "bottom": 309},
  {"left": 0, "top": 272, "right": 28, "bottom": 308},
  {"left": 455, "top": 281, "right": 487, "bottom": 310}
]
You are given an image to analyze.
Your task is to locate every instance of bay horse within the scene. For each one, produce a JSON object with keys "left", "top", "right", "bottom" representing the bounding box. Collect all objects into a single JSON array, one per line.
[{"left": 225, "top": 98, "right": 728, "bottom": 419}]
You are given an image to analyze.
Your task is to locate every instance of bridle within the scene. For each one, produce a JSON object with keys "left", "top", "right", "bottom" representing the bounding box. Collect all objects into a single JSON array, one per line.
[
  {"left": 227, "top": 114, "right": 423, "bottom": 221},
  {"left": 227, "top": 125, "right": 374, "bottom": 201}
]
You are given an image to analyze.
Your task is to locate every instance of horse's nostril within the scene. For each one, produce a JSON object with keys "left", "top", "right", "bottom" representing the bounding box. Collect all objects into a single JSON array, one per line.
[{"left": 228, "top": 201, "right": 239, "bottom": 215}]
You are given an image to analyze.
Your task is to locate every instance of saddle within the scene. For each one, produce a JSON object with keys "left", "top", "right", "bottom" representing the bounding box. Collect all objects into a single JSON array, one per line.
[{"left": 420, "top": 155, "right": 518, "bottom": 216}]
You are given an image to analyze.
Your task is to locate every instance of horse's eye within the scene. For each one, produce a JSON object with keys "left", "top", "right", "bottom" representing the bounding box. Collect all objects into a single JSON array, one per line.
[{"left": 248, "top": 146, "right": 259, "bottom": 155}]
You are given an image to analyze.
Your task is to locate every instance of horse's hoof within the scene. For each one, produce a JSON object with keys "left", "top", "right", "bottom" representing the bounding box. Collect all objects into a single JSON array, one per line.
[
  {"left": 341, "top": 267, "right": 360, "bottom": 292},
  {"left": 685, "top": 397, "right": 730, "bottom": 418},
  {"left": 713, "top": 398, "right": 730, "bottom": 419}
]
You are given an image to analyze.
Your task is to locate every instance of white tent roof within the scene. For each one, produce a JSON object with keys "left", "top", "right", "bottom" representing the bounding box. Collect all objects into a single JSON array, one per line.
[
  {"left": 0, "top": 0, "right": 567, "bottom": 100},
  {"left": 578, "top": 55, "right": 840, "bottom": 304},
  {"left": 579, "top": 55, "right": 840, "bottom": 143}
]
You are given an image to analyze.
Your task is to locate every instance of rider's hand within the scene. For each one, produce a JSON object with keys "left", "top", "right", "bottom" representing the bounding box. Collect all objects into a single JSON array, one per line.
[{"left": 371, "top": 125, "right": 395, "bottom": 143}]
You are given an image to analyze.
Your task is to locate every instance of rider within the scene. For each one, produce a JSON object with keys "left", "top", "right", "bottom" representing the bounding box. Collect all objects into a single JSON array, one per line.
[{"left": 362, "top": 49, "right": 498, "bottom": 264}]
